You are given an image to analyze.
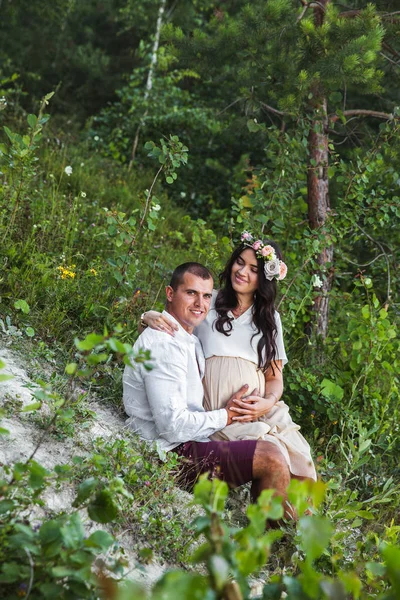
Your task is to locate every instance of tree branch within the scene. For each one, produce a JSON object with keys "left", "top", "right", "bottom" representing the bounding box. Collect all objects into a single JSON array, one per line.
[
  {"left": 259, "top": 101, "right": 287, "bottom": 117},
  {"left": 330, "top": 109, "right": 394, "bottom": 123},
  {"left": 217, "top": 97, "right": 244, "bottom": 116},
  {"left": 339, "top": 8, "right": 400, "bottom": 22},
  {"left": 380, "top": 52, "right": 400, "bottom": 67},
  {"left": 356, "top": 224, "right": 392, "bottom": 304},
  {"left": 383, "top": 41, "right": 400, "bottom": 60},
  {"left": 341, "top": 252, "right": 392, "bottom": 267}
]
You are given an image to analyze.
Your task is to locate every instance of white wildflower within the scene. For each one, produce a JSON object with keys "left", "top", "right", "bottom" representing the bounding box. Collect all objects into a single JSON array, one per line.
[
  {"left": 312, "top": 274, "right": 323, "bottom": 288},
  {"left": 64, "top": 166, "right": 73, "bottom": 176},
  {"left": 152, "top": 203, "right": 161, "bottom": 211},
  {"left": 94, "top": 135, "right": 99, "bottom": 141},
  {"left": 81, "top": 191, "right": 86, "bottom": 198}
]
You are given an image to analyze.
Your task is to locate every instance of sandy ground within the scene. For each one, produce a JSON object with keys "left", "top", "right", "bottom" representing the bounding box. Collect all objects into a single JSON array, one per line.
[{"left": 0, "top": 343, "right": 168, "bottom": 589}]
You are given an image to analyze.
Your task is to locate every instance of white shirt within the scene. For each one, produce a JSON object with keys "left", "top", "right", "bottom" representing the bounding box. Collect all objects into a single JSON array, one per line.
[
  {"left": 123, "top": 311, "right": 228, "bottom": 452},
  {"left": 195, "top": 292, "right": 288, "bottom": 366}
]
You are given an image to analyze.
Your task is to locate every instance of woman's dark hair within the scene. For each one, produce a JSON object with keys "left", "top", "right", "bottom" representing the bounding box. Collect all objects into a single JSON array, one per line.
[{"left": 214, "top": 241, "right": 282, "bottom": 372}]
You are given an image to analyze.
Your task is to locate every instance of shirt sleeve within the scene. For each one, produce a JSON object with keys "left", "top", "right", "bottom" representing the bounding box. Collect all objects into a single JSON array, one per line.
[
  {"left": 144, "top": 340, "right": 228, "bottom": 444},
  {"left": 274, "top": 311, "right": 288, "bottom": 366}
]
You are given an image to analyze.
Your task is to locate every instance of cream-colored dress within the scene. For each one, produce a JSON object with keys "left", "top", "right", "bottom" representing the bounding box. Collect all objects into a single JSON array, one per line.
[{"left": 196, "top": 294, "right": 317, "bottom": 481}]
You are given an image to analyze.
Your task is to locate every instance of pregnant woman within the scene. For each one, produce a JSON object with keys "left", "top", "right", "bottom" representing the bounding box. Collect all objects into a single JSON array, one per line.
[{"left": 141, "top": 232, "right": 316, "bottom": 481}]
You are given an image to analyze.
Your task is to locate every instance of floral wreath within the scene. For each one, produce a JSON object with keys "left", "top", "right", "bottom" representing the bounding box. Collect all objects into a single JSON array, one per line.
[{"left": 241, "top": 231, "right": 287, "bottom": 281}]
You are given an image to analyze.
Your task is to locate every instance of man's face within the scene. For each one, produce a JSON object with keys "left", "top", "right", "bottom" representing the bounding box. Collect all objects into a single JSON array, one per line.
[{"left": 166, "top": 272, "right": 213, "bottom": 333}]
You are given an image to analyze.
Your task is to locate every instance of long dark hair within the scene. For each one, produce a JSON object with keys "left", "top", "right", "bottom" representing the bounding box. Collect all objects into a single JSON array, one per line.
[{"left": 215, "top": 241, "right": 282, "bottom": 372}]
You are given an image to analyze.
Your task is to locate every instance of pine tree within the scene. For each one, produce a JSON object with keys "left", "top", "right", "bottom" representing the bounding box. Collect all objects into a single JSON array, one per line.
[{"left": 165, "top": 0, "right": 399, "bottom": 337}]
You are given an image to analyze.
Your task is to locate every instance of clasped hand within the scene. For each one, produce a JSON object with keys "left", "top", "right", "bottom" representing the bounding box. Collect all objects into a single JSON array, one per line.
[{"left": 225, "top": 385, "right": 276, "bottom": 424}]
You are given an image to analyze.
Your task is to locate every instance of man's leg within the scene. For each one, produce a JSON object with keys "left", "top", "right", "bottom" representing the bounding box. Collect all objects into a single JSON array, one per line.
[
  {"left": 251, "top": 440, "right": 293, "bottom": 520},
  {"left": 174, "top": 439, "right": 294, "bottom": 520}
]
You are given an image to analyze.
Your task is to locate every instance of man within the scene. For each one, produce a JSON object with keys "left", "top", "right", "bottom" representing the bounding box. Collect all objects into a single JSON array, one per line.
[{"left": 123, "top": 262, "right": 291, "bottom": 511}]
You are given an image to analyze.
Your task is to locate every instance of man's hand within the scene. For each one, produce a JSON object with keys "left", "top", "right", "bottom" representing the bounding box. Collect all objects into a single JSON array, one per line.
[
  {"left": 224, "top": 384, "right": 249, "bottom": 426},
  {"left": 230, "top": 389, "right": 277, "bottom": 422}
]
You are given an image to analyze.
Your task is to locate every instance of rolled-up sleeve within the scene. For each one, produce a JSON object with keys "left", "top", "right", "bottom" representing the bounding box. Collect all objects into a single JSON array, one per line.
[{"left": 144, "top": 342, "right": 227, "bottom": 444}]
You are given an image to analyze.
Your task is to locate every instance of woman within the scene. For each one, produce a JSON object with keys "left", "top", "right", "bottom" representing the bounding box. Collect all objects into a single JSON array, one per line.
[{"left": 141, "top": 232, "right": 316, "bottom": 481}]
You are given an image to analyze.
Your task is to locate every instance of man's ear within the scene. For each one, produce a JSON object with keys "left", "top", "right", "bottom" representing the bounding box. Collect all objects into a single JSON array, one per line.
[{"left": 165, "top": 285, "right": 174, "bottom": 303}]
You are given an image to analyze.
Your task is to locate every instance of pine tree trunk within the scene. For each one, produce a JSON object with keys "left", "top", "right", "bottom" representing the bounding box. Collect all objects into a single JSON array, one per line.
[{"left": 307, "top": 0, "right": 333, "bottom": 339}]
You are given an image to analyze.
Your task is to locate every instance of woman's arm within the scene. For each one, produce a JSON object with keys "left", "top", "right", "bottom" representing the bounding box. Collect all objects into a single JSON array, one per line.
[
  {"left": 264, "top": 359, "right": 284, "bottom": 404},
  {"left": 139, "top": 310, "right": 178, "bottom": 336},
  {"left": 230, "top": 360, "right": 284, "bottom": 421}
]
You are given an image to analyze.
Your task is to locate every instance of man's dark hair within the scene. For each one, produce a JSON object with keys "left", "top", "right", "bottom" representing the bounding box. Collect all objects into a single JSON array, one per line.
[{"left": 169, "top": 262, "right": 213, "bottom": 291}]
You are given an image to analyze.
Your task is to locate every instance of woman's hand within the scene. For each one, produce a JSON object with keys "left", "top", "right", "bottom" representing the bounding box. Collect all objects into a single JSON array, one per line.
[
  {"left": 142, "top": 310, "right": 178, "bottom": 336},
  {"left": 230, "top": 388, "right": 277, "bottom": 422}
]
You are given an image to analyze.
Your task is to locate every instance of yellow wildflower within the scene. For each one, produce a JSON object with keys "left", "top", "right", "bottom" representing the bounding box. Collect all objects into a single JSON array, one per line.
[
  {"left": 57, "top": 265, "right": 76, "bottom": 280},
  {"left": 90, "top": 268, "right": 98, "bottom": 276}
]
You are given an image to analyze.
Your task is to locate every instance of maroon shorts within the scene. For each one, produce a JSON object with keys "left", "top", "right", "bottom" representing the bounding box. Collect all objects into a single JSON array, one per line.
[{"left": 173, "top": 439, "right": 257, "bottom": 490}]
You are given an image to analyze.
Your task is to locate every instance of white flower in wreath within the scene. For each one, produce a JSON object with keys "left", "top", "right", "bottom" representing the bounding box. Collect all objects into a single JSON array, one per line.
[{"left": 264, "top": 259, "right": 280, "bottom": 280}]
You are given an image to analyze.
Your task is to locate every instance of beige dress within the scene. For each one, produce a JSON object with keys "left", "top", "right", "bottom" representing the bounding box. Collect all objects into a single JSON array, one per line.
[{"left": 196, "top": 295, "right": 317, "bottom": 481}]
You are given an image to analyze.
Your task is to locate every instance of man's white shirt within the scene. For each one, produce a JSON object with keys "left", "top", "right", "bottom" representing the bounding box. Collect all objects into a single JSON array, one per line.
[{"left": 123, "top": 311, "right": 228, "bottom": 452}]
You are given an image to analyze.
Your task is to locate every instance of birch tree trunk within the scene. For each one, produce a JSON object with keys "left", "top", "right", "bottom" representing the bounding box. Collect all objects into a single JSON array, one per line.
[
  {"left": 307, "top": 0, "right": 333, "bottom": 339},
  {"left": 128, "top": 0, "right": 166, "bottom": 170}
]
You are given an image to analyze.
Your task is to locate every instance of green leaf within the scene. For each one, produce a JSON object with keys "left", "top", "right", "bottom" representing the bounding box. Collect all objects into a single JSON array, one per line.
[
  {"left": 0, "top": 562, "right": 25, "bottom": 583},
  {"left": 65, "top": 362, "right": 78, "bottom": 375},
  {"left": 0, "top": 499, "right": 15, "bottom": 514},
  {"left": 27, "top": 114, "right": 38, "bottom": 129},
  {"left": 298, "top": 515, "right": 333, "bottom": 562},
  {"left": 40, "top": 583, "right": 65, "bottom": 598},
  {"left": 60, "top": 514, "right": 85, "bottom": 549},
  {"left": 166, "top": 176, "right": 174, "bottom": 184},
  {"left": 14, "top": 299, "right": 30, "bottom": 314},
  {"left": 354, "top": 510, "right": 374, "bottom": 520},
  {"left": 358, "top": 439, "right": 371, "bottom": 454},
  {"left": 75, "top": 333, "right": 104, "bottom": 351},
  {"left": 22, "top": 401, "right": 42, "bottom": 412},
  {"left": 52, "top": 566, "right": 77, "bottom": 578},
  {"left": 320, "top": 379, "right": 344, "bottom": 401},
  {"left": 29, "top": 461, "right": 49, "bottom": 489},
  {"left": 247, "top": 119, "right": 264, "bottom": 133},
  {"left": 40, "top": 519, "right": 64, "bottom": 557},
  {"left": 262, "top": 583, "right": 282, "bottom": 599},
  {"left": 88, "top": 489, "right": 118, "bottom": 523},
  {"left": 73, "top": 477, "right": 99, "bottom": 506},
  {"left": 208, "top": 555, "right": 229, "bottom": 591},
  {"left": 25, "top": 326, "right": 35, "bottom": 337},
  {"left": 85, "top": 529, "right": 115, "bottom": 551},
  {"left": 361, "top": 305, "right": 370, "bottom": 319},
  {"left": 366, "top": 561, "right": 386, "bottom": 576},
  {"left": 0, "top": 374, "right": 13, "bottom": 382}
]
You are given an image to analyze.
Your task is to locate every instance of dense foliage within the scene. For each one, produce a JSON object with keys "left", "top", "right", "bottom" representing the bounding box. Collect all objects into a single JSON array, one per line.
[{"left": 0, "top": 0, "right": 399, "bottom": 598}]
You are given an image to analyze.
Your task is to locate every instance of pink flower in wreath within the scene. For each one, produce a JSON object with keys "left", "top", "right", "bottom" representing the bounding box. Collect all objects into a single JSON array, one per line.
[
  {"left": 279, "top": 261, "right": 288, "bottom": 280},
  {"left": 260, "top": 245, "right": 274, "bottom": 258},
  {"left": 252, "top": 240, "right": 262, "bottom": 251}
]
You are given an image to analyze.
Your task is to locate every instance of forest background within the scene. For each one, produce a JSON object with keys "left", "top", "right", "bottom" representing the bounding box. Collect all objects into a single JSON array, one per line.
[{"left": 0, "top": 1, "right": 399, "bottom": 599}]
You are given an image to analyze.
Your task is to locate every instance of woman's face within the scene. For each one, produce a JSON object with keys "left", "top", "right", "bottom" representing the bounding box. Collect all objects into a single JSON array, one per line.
[{"left": 231, "top": 248, "right": 259, "bottom": 296}]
